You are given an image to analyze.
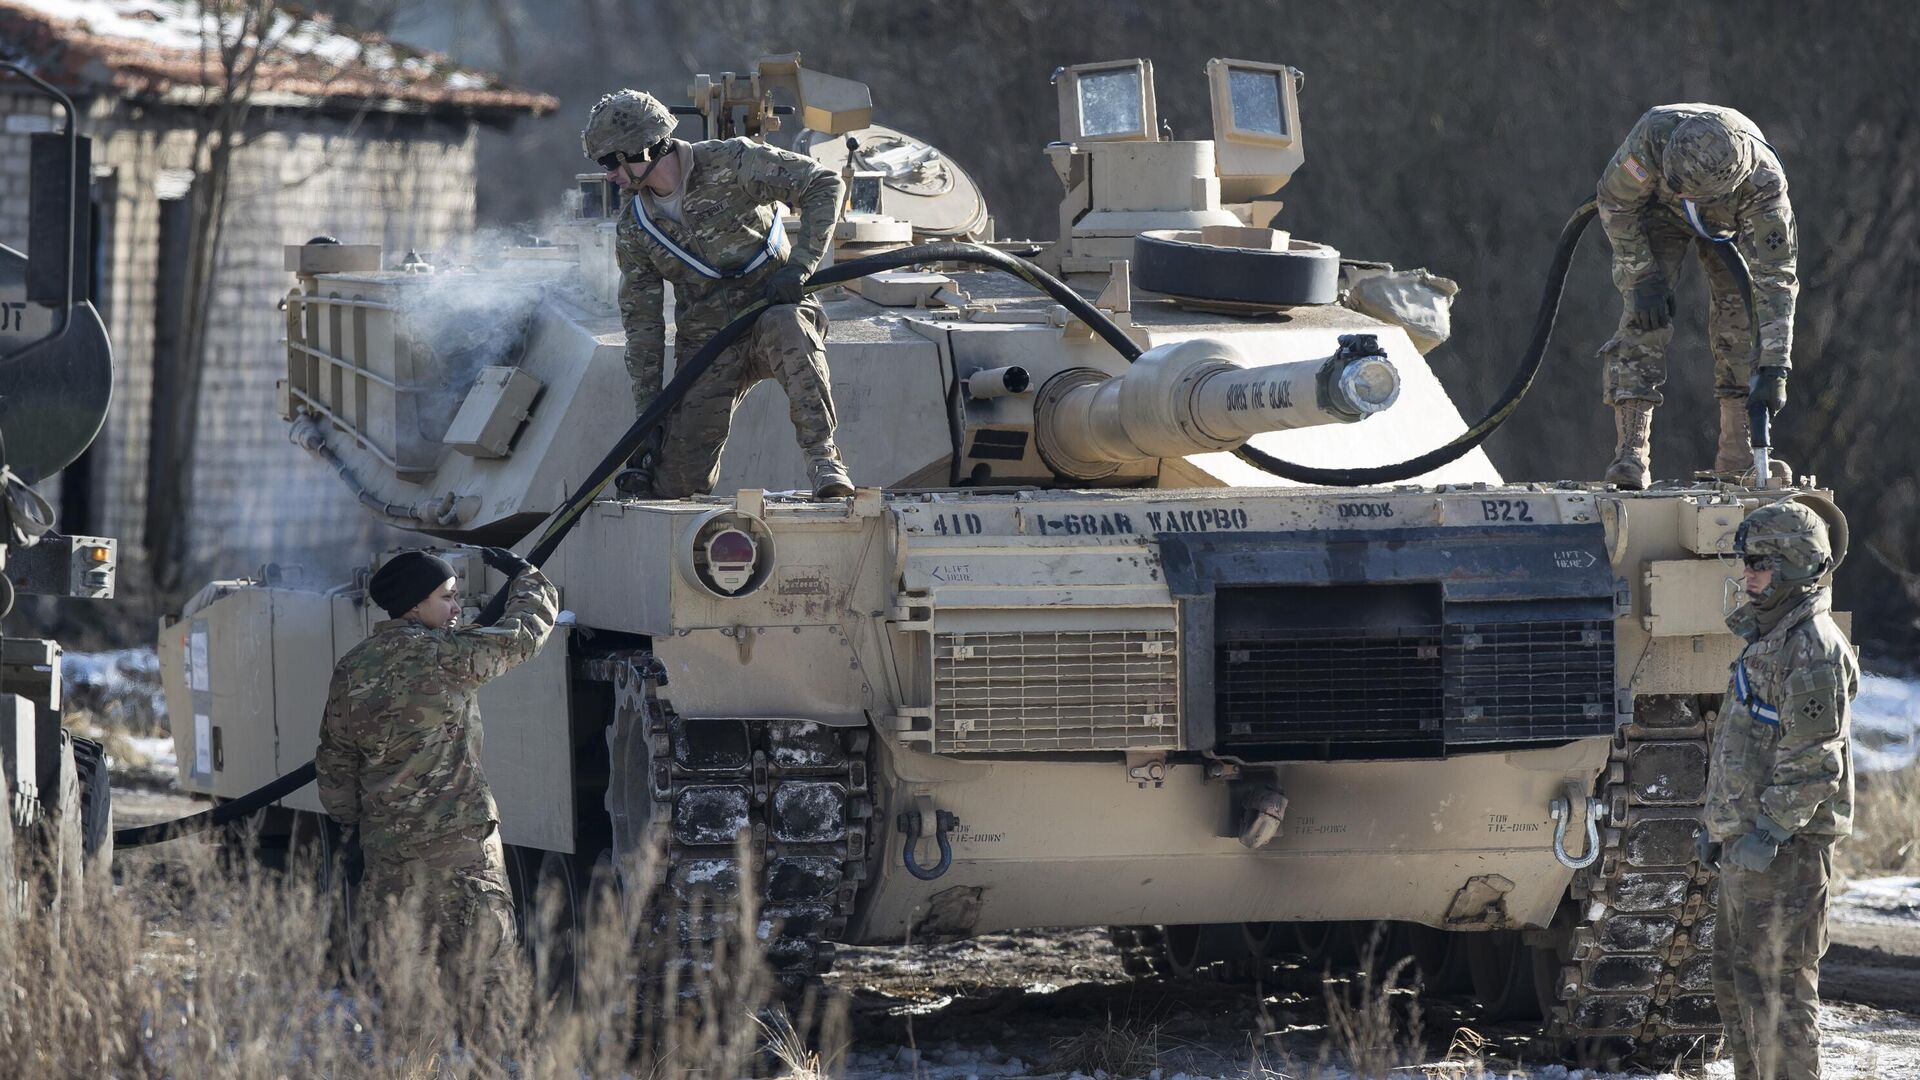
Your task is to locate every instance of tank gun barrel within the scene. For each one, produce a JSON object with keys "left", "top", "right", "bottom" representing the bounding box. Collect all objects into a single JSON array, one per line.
[{"left": 1033, "top": 335, "right": 1399, "bottom": 480}]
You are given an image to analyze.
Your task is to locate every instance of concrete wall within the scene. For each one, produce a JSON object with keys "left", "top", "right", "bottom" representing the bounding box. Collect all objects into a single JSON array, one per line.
[{"left": 1, "top": 91, "right": 478, "bottom": 598}]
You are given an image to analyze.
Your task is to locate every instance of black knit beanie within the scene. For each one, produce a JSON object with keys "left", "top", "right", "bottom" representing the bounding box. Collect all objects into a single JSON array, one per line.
[{"left": 368, "top": 551, "right": 457, "bottom": 619}]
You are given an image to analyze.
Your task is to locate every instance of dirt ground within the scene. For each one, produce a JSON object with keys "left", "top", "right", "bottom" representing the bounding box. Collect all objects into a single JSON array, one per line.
[{"left": 110, "top": 785, "right": 1920, "bottom": 1078}]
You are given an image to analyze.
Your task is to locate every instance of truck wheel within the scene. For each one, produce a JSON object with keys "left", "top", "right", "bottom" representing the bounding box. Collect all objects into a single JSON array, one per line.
[{"left": 69, "top": 736, "right": 112, "bottom": 870}]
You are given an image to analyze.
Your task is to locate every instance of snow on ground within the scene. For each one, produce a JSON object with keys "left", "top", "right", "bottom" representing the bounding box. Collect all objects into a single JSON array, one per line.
[
  {"left": 1855, "top": 673, "right": 1920, "bottom": 774},
  {"left": 838, "top": 1001, "right": 1920, "bottom": 1080}
]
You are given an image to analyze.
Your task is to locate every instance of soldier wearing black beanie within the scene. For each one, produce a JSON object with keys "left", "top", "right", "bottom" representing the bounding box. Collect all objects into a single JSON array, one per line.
[{"left": 367, "top": 550, "right": 459, "bottom": 619}]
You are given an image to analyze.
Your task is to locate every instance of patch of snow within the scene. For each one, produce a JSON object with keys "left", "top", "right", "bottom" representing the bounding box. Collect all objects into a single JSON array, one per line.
[
  {"left": 1853, "top": 674, "right": 1920, "bottom": 774},
  {"left": 123, "top": 735, "right": 178, "bottom": 772}
]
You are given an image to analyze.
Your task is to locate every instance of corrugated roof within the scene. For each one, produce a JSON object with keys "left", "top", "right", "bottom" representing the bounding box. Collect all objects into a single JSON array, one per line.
[{"left": 0, "top": 0, "right": 556, "bottom": 122}]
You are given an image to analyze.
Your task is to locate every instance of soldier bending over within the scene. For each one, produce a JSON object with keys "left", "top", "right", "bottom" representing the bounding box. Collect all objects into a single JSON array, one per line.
[
  {"left": 316, "top": 547, "right": 558, "bottom": 990},
  {"left": 1700, "top": 501, "right": 1857, "bottom": 1080},
  {"left": 1595, "top": 104, "right": 1798, "bottom": 488},
  {"left": 583, "top": 89, "right": 853, "bottom": 500}
]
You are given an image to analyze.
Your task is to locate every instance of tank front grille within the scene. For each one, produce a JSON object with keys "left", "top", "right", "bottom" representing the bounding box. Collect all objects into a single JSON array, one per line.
[
  {"left": 1445, "top": 618, "right": 1615, "bottom": 743},
  {"left": 1214, "top": 616, "right": 1616, "bottom": 753},
  {"left": 933, "top": 629, "right": 1180, "bottom": 752},
  {"left": 1216, "top": 626, "right": 1445, "bottom": 745}
]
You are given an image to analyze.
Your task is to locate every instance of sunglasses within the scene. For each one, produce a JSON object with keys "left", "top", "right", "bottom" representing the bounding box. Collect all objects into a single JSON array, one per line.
[
  {"left": 1742, "top": 555, "right": 1771, "bottom": 570},
  {"left": 596, "top": 140, "right": 672, "bottom": 172}
]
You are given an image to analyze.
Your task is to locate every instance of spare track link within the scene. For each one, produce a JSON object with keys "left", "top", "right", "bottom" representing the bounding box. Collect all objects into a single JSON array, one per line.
[
  {"left": 1545, "top": 693, "right": 1721, "bottom": 1059},
  {"left": 601, "top": 655, "right": 872, "bottom": 987}
]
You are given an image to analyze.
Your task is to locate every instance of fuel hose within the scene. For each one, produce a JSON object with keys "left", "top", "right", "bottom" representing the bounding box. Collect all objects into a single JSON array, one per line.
[{"left": 1230, "top": 199, "right": 1599, "bottom": 485}]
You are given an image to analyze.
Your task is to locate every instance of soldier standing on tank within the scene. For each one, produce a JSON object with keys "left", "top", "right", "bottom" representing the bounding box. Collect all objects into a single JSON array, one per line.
[
  {"left": 1698, "top": 501, "right": 1857, "bottom": 1080},
  {"left": 1595, "top": 105, "right": 1798, "bottom": 489},
  {"left": 581, "top": 89, "right": 853, "bottom": 500},
  {"left": 316, "top": 546, "right": 558, "bottom": 996}
]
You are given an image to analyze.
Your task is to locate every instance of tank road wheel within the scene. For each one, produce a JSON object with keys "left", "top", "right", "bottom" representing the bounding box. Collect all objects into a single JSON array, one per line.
[
  {"left": 1291, "top": 920, "right": 1363, "bottom": 970},
  {"left": 1159, "top": 923, "right": 1249, "bottom": 980},
  {"left": 1465, "top": 929, "right": 1543, "bottom": 1021},
  {"left": 1537, "top": 694, "right": 1721, "bottom": 1064},
  {"left": 526, "top": 849, "right": 583, "bottom": 1006},
  {"left": 1406, "top": 924, "right": 1473, "bottom": 994},
  {"left": 598, "top": 654, "right": 872, "bottom": 989}
]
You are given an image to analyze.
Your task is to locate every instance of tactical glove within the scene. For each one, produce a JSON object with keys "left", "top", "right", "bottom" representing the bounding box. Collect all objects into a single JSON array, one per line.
[
  {"left": 764, "top": 263, "right": 810, "bottom": 306},
  {"left": 1723, "top": 813, "right": 1792, "bottom": 873},
  {"left": 478, "top": 545, "right": 533, "bottom": 576},
  {"left": 1627, "top": 278, "right": 1675, "bottom": 333},
  {"left": 1749, "top": 366, "right": 1789, "bottom": 415}
]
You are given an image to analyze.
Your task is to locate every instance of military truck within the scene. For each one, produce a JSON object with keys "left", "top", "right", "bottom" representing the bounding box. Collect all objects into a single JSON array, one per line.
[
  {"left": 159, "top": 55, "right": 1845, "bottom": 1058},
  {"left": 1, "top": 63, "right": 121, "bottom": 914}
]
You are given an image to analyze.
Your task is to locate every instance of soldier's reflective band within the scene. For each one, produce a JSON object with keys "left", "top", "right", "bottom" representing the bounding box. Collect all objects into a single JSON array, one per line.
[
  {"left": 1681, "top": 199, "right": 1733, "bottom": 243},
  {"left": 631, "top": 197, "right": 787, "bottom": 280},
  {"left": 1734, "top": 657, "right": 1781, "bottom": 725}
]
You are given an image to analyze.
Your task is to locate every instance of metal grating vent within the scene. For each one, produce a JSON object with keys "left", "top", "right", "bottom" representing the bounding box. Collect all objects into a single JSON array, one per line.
[
  {"left": 1214, "top": 617, "right": 1616, "bottom": 753},
  {"left": 1217, "top": 627, "right": 1444, "bottom": 745},
  {"left": 1444, "top": 619, "right": 1615, "bottom": 743},
  {"left": 933, "top": 629, "right": 1180, "bottom": 751}
]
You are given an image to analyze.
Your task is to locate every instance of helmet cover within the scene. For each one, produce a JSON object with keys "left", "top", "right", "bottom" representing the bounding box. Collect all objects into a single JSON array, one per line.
[{"left": 582, "top": 90, "right": 676, "bottom": 162}]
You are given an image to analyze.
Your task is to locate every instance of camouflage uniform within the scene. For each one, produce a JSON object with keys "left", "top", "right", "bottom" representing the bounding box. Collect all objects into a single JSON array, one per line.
[
  {"left": 616, "top": 137, "right": 846, "bottom": 497},
  {"left": 315, "top": 567, "right": 559, "bottom": 978},
  {"left": 1597, "top": 104, "right": 1798, "bottom": 407},
  {"left": 1704, "top": 505, "right": 1857, "bottom": 1080}
]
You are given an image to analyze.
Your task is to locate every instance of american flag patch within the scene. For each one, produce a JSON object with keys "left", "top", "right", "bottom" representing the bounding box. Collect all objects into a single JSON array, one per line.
[{"left": 1623, "top": 155, "right": 1649, "bottom": 183}]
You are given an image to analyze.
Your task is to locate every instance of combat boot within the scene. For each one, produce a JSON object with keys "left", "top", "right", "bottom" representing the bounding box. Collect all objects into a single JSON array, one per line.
[
  {"left": 1713, "top": 396, "right": 1753, "bottom": 477},
  {"left": 807, "top": 444, "right": 854, "bottom": 499},
  {"left": 1605, "top": 401, "right": 1654, "bottom": 489}
]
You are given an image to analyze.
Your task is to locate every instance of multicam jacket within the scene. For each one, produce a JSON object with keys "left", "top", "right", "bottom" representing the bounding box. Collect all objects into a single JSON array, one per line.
[
  {"left": 315, "top": 568, "right": 559, "bottom": 852},
  {"left": 615, "top": 137, "right": 845, "bottom": 412},
  {"left": 1704, "top": 588, "right": 1858, "bottom": 843},
  {"left": 1595, "top": 104, "right": 1799, "bottom": 370}
]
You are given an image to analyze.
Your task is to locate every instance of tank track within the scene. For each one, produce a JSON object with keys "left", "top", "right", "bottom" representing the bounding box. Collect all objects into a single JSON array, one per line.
[
  {"left": 596, "top": 654, "right": 872, "bottom": 986},
  {"left": 1107, "top": 924, "right": 1172, "bottom": 978},
  {"left": 1541, "top": 693, "right": 1720, "bottom": 1060}
]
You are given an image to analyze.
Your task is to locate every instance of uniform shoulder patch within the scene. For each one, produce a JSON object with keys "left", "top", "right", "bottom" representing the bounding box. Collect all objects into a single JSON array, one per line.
[
  {"left": 1749, "top": 206, "right": 1797, "bottom": 264},
  {"left": 1622, "top": 154, "right": 1649, "bottom": 184}
]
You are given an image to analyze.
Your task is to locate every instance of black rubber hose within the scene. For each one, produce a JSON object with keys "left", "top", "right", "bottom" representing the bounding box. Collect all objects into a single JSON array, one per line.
[
  {"left": 113, "top": 761, "right": 317, "bottom": 848},
  {"left": 1230, "top": 200, "right": 1599, "bottom": 486}
]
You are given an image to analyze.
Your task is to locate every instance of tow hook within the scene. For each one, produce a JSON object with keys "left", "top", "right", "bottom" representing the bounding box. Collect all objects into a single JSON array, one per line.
[
  {"left": 1549, "top": 794, "right": 1607, "bottom": 870},
  {"left": 899, "top": 808, "right": 960, "bottom": 881}
]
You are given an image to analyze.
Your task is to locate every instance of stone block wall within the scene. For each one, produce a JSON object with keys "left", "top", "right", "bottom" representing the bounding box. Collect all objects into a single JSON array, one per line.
[{"left": 1, "top": 92, "right": 481, "bottom": 600}]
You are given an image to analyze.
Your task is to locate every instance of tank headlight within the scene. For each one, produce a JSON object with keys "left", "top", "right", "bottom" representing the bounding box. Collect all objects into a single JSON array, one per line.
[
  {"left": 705, "top": 528, "right": 758, "bottom": 594},
  {"left": 678, "top": 508, "right": 776, "bottom": 599}
]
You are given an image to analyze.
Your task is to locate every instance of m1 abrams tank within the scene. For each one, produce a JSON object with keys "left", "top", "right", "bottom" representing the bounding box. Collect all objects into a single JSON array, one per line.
[{"left": 159, "top": 55, "right": 1847, "bottom": 1059}]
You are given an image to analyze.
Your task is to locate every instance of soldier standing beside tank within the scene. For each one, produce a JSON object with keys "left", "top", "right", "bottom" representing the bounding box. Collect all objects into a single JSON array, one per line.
[
  {"left": 316, "top": 547, "right": 558, "bottom": 993},
  {"left": 581, "top": 89, "right": 853, "bottom": 500},
  {"left": 1699, "top": 501, "right": 1857, "bottom": 1080},
  {"left": 1595, "top": 105, "right": 1797, "bottom": 489}
]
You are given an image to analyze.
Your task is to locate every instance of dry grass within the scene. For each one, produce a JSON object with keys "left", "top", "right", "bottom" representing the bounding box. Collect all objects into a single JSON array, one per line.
[
  {"left": 0, "top": 829, "right": 843, "bottom": 1078},
  {"left": 1047, "top": 1016, "right": 1163, "bottom": 1077},
  {"left": 1837, "top": 761, "right": 1920, "bottom": 881}
]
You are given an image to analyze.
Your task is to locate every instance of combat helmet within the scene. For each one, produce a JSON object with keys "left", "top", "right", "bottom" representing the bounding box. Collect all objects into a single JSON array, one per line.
[
  {"left": 582, "top": 90, "right": 676, "bottom": 163},
  {"left": 1663, "top": 114, "right": 1757, "bottom": 199},
  {"left": 1735, "top": 499, "right": 1834, "bottom": 597}
]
